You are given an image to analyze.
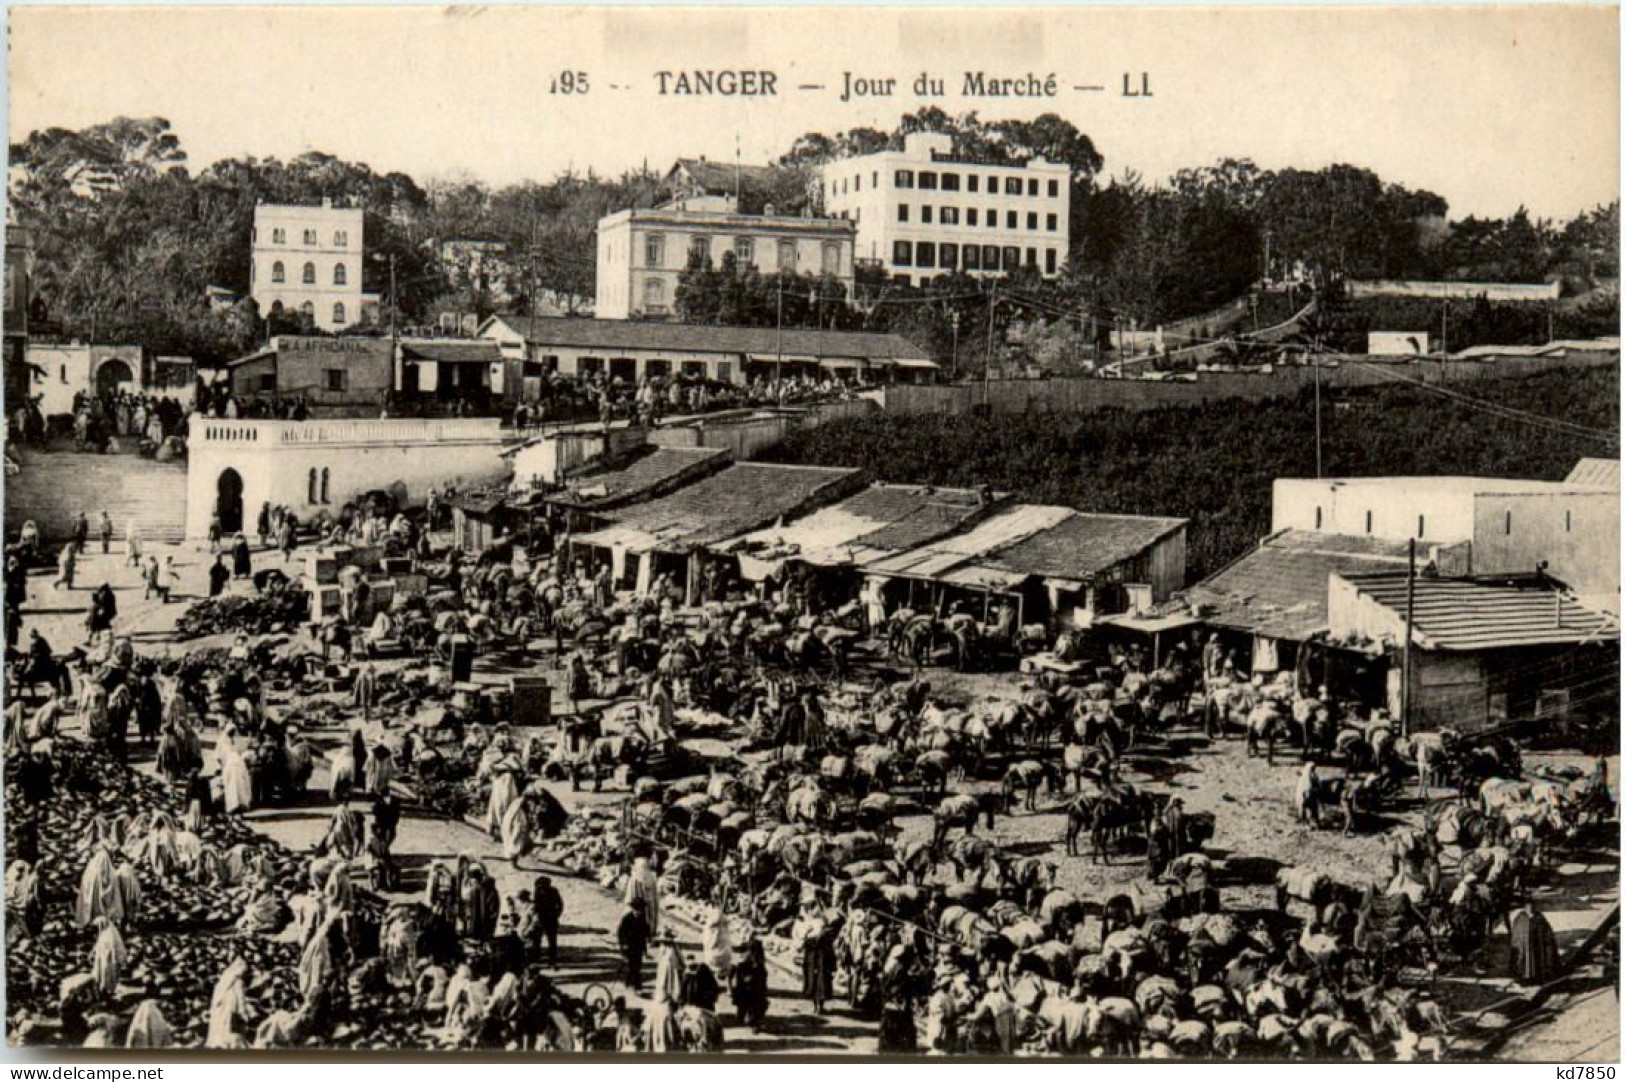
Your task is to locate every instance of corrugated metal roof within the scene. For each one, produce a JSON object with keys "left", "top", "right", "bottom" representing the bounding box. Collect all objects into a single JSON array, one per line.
[
  {"left": 734, "top": 483, "right": 990, "bottom": 567},
  {"left": 1186, "top": 530, "right": 1412, "bottom": 641},
  {"left": 866, "top": 504, "right": 1074, "bottom": 579},
  {"left": 984, "top": 512, "right": 1187, "bottom": 581},
  {"left": 1339, "top": 572, "right": 1618, "bottom": 650},
  {"left": 1566, "top": 458, "right": 1620, "bottom": 490},
  {"left": 592, "top": 462, "right": 864, "bottom": 551},
  {"left": 545, "top": 447, "right": 729, "bottom": 510}
]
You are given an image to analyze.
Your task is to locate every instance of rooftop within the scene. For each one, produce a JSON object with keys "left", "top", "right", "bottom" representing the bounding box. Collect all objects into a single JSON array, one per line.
[
  {"left": 984, "top": 512, "right": 1187, "bottom": 583},
  {"left": 669, "top": 158, "right": 785, "bottom": 197},
  {"left": 604, "top": 207, "right": 854, "bottom": 234},
  {"left": 543, "top": 446, "right": 729, "bottom": 511},
  {"left": 856, "top": 504, "right": 1181, "bottom": 590},
  {"left": 1339, "top": 571, "right": 1619, "bottom": 651},
  {"left": 1567, "top": 458, "right": 1620, "bottom": 490},
  {"left": 1185, "top": 529, "right": 1414, "bottom": 641},
  {"left": 733, "top": 482, "right": 995, "bottom": 567},
  {"left": 1282, "top": 475, "right": 1594, "bottom": 497},
  {"left": 581, "top": 462, "right": 865, "bottom": 551},
  {"left": 480, "top": 314, "right": 934, "bottom": 364}
]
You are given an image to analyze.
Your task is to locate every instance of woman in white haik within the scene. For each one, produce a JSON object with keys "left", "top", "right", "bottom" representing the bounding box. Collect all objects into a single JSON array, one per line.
[
  {"left": 702, "top": 908, "right": 734, "bottom": 980},
  {"left": 219, "top": 725, "right": 255, "bottom": 814}
]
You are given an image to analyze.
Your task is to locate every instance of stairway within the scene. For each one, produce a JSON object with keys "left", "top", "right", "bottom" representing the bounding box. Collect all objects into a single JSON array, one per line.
[{"left": 5, "top": 450, "right": 189, "bottom": 543}]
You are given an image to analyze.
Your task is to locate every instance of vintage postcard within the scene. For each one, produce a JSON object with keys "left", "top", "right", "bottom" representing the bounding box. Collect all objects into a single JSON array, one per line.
[{"left": 2, "top": 3, "right": 1619, "bottom": 1063}]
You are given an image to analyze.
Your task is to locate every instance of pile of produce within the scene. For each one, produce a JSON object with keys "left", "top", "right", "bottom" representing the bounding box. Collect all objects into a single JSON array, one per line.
[
  {"left": 547, "top": 806, "right": 626, "bottom": 878},
  {"left": 175, "top": 586, "right": 311, "bottom": 641},
  {"left": 3, "top": 741, "right": 443, "bottom": 1050}
]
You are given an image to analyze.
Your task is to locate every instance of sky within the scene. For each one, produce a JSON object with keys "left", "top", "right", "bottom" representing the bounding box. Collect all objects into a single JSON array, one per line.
[{"left": 8, "top": 4, "right": 1620, "bottom": 221}]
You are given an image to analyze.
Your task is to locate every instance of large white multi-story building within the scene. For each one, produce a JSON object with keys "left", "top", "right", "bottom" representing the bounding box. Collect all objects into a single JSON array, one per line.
[
  {"left": 595, "top": 196, "right": 854, "bottom": 320},
  {"left": 820, "top": 132, "right": 1071, "bottom": 285},
  {"left": 250, "top": 200, "right": 376, "bottom": 332}
]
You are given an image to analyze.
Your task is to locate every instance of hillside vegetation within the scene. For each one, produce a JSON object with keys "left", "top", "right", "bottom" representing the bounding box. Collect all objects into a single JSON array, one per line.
[{"left": 764, "top": 367, "right": 1620, "bottom": 581}]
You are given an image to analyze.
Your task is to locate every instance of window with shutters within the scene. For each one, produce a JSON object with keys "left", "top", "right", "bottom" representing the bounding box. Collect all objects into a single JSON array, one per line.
[{"left": 821, "top": 243, "right": 841, "bottom": 276}]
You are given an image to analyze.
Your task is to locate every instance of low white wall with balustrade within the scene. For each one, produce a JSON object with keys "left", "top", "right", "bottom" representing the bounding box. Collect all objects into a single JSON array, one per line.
[{"left": 186, "top": 417, "right": 511, "bottom": 538}]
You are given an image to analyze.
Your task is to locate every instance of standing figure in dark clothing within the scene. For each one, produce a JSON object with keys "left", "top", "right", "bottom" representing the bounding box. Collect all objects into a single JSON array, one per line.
[
  {"left": 1509, "top": 901, "right": 1561, "bottom": 985},
  {"left": 683, "top": 963, "right": 720, "bottom": 1010},
  {"left": 490, "top": 913, "right": 528, "bottom": 980},
  {"left": 86, "top": 583, "right": 117, "bottom": 643},
  {"left": 208, "top": 556, "right": 231, "bottom": 598},
  {"left": 232, "top": 534, "right": 253, "bottom": 579},
  {"left": 533, "top": 875, "right": 564, "bottom": 966},
  {"left": 729, "top": 938, "right": 770, "bottom": 1031},
  {"left": 617, "top": 900, "right": 651, "bottom": 992},
  {"left": 372, "top": 792, "right": 401, "bottom": 850}
]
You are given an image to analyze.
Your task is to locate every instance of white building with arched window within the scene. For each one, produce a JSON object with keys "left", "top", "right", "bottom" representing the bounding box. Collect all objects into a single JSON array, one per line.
[{"left": 250, "top": 199, "right": 379, "bottom": 331}]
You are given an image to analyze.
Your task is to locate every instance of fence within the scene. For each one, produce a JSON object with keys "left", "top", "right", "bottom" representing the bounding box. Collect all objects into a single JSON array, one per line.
[
  {"left": 190, "top": 416, "right": 505, "bottom": 446},
  {"left": 648, "top": 399, "right": 880, "bottom": 460},
  {"left": 874, "top": 351, "right": 1620, "bottom": 418}
]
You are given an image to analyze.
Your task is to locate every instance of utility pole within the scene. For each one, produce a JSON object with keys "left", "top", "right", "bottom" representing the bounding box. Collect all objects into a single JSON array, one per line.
[
  {"left": 950, "top": 310, "right": 960, "bottom": 377},
  {"left": 984, "top": 280, "right": 997, "bottom": 402},
  {"left": 1401, "top": 537, "right": 1417, "bottom": 737},
  {"left": 774, "top": 276, "right": 784, "bottom": 388},
  {"left": 388, "top": 254, "right": 399, "bottom": 346},
  {"left": 1547, "top": 302, "right": 1555, "bottom": 345},
  {"left": 1313, "top": 353, "right": 1323, "bottom": 479},
  {"left": 1440, "top": 301, "right": 1448, "bottom": 355}
]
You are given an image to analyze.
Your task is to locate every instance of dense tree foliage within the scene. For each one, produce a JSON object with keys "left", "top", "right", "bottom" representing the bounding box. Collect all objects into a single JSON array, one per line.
[
  {"left": 763, "top": 367, "right": 1620, "bottom": 582},
  {"left": 9, "top": 113, "right": 1618, "bottom": 369}
]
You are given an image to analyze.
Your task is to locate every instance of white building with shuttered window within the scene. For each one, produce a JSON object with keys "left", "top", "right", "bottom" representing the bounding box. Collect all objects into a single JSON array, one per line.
[
  {"left": 595, "top": 200, "right": 855, "bottom": 320},
  {"left": 820, "top": 131, "right": 1071, "bottom": 285}
]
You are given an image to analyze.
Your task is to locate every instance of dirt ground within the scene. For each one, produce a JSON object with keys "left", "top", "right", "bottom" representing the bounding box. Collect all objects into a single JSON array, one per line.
[{"left": 14, "top": 541, "right": 1620, "bottom": 1054}]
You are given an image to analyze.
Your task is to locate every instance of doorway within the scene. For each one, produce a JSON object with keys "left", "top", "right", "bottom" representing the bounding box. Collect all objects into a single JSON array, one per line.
[{"left": 216, "top": 468, "right": 244, "bottom": 533}]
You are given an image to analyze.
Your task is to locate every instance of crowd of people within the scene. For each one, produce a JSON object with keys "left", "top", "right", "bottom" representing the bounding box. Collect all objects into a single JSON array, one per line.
[
  {"left": 8, "top": 389, "right": 190, "bottom": 452},
  {"left": 1, "top": 479, "right": 1612, "bottom": 1056}
]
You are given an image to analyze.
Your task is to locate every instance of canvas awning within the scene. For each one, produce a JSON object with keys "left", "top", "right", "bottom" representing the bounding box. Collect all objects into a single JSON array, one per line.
[
  {"left": 1094, "top": 612, "right": 1203, "bottom": 635},
  {"left": 942, "top": 565, "right": 1028, "bottom": 591},
  {"left": 572, "top": 524, "right": 660, "bottom": 554}
]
